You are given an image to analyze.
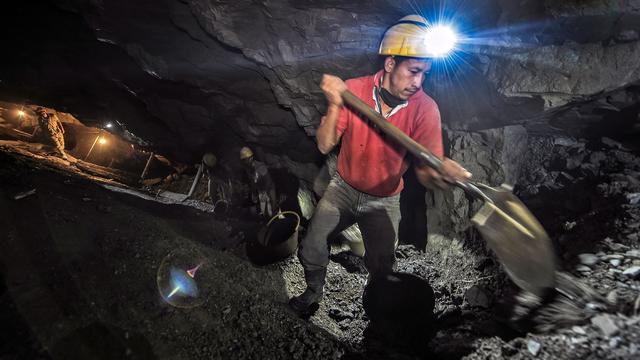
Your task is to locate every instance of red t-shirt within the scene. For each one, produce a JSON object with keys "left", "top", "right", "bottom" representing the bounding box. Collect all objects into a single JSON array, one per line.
[{"left": 335, "top": 70, "right": 443, "bottom": 197}]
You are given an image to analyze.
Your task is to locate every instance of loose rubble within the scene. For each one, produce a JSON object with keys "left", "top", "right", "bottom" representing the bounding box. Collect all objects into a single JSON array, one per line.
[{"left": 2, "top": 133, "right": 640, "bottom": 359}]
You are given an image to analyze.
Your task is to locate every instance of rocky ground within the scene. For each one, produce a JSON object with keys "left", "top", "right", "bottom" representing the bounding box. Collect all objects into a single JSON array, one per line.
[{"left": 1, "top": 136, "right": 639, "bottom": 359}]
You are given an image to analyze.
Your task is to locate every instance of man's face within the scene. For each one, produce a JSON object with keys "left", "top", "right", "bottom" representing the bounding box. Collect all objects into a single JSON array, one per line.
[{"left": 384, "top": 57, "right": 432, "bottom": 100}]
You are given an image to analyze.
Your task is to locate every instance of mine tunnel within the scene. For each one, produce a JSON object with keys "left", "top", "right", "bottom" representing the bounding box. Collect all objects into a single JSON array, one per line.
[{"left": 1, "top": 0, "right": 640, "bottom": 359}]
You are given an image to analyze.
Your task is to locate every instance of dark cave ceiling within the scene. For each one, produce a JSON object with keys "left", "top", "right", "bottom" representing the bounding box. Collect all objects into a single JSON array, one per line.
[{"left": 1, "top": 0, "right": 639, "bottom": 165}]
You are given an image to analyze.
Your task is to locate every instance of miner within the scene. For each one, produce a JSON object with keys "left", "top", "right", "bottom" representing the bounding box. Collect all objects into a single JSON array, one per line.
[
  {"left": 240, "top": 146, "right": 278, "bottom": 217},
  {"left": 202, "top": 152, "right": 218, "bottom": 201},
  {"left": 35, "top": 107, "right": 68, "bottom": 160},
  {"left": 289, "top": 15, "right": 471, "bottom": 316}
]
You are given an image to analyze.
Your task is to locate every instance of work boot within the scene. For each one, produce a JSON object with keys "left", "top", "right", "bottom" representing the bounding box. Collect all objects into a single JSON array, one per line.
[{"left": 289, "top": 268, "right": 327, "bottom": 317}]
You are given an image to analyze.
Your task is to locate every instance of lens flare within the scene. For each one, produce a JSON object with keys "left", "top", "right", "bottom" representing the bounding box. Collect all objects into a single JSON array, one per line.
[
  {"left": 424, "top": 25, "right": 457, "bottom": 57},
  {"left": 157, "top": 249, "right": 208, "bottom": 308},
  {"left": 167, "top": 285, "right": 181, "bottom": 299},
  {"left": 167, "top": 267, "right": 199, "bottom": 298},
  {"left": 187, "top": 263, "right": 202, "bottom": 278}
]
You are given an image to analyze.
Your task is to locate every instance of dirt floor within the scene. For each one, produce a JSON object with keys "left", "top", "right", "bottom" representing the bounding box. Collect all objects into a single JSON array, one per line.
[{"left": 1, "top": 138, "right": 640, "bottom": 360}]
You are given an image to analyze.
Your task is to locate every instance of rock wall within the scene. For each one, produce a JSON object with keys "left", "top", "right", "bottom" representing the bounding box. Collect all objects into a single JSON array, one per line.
[
  {"left": 426, "top": 125, "right": 528, "bottom": 249},
  {"left": 2, "top": 0, "right": 639, "bottom": 163},
  {"left": 1, "top": 0, "right": 639, "bottom": 219}
]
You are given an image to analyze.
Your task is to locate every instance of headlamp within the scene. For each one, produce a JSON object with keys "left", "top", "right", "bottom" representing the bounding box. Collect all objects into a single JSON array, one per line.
[{"left": 424, "top": 25, "right": 458, "bottom": 57}]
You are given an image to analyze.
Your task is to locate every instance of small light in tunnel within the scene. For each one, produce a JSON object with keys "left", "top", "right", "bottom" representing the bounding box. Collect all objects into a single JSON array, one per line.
[
  {"left": 98, "top": 137, "right": 108, "bottom": 145},
  {"left": 105, "top": 122, "right": 113, "bottom": 128},
  {"left": 17, "top": 110, "right": 25, "bottom": 117}
]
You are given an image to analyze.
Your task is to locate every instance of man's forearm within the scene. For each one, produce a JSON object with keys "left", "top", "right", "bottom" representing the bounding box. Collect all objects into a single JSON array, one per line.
[
  {"left": 415, "top": 165, "right": 440, "bottom": 190},
  {"left": 316, "top": 104, "right": 342, "bottom": 154},
  {"left": 415, "top": 158, "right": 472, "bottom": 190}
]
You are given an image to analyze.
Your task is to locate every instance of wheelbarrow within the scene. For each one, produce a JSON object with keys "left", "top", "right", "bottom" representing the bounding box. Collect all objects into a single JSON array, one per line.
[{"left": 342, "top": 90, "right": 557, "bottom": 297}]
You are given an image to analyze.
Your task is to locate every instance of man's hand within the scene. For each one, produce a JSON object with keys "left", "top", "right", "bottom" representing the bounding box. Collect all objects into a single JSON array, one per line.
[
  {"left": 320, "top": 74, "right": 347, "bottom": 107},
  {"left": 317, "top": 74, "right": 347, "bottom": 154},
  {"left": 416, "top": 158, "right": 472, "bottom": 190}
]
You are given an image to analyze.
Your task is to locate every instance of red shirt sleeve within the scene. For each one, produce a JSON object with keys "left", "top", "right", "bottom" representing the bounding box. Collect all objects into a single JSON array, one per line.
[
  {"left": 335, "top": 105, "right": 349, "bottom": 138},
  {"left": 411, "top": 100, "right": 444, "bottom": 159},
  {"left": 336, "top": 78, "right": 360, "bottom": 138}
]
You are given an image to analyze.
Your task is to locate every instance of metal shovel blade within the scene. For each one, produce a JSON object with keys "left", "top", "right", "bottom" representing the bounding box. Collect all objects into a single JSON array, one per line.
[{"left": 471, "top": 184, "right": 556, "bottom": 297}]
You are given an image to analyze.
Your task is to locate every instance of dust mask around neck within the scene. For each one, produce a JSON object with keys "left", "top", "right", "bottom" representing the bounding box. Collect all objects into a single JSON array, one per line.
[{"left": 379, "top": 87, "right": 407, "bottom": 108}]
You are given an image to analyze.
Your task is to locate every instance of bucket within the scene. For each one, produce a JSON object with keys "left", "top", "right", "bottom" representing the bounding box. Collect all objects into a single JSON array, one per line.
[
  {"left": 363, "top": 272, "right": 435, "bottom": 336},
  {"left": 247, "top": 211, "right": 300, "bottom": 265},
  {"left": 213, "top": 199, "right": 228, "bottom": 215}
]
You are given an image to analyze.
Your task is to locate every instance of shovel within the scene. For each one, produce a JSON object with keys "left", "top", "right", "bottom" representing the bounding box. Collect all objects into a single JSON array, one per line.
[{"left": 342, "top": 90, "right": 556, "bottom": 297}]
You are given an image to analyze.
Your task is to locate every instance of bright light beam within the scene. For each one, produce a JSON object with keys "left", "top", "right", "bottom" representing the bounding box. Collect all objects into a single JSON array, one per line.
[
  {"left": 167, "top": 285, "right": 181, "bottom": 298},
  {"left": 424, "top": 25, "right": 458, "bottom": 57}
]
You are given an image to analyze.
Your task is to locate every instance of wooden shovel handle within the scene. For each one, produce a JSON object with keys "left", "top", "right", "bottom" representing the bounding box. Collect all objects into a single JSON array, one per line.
[
  {"left": 341, "top": 90, "right": 488, "bottom": 201},
  {"left": 341, "top": 90, "right": 443, "bottom": 170}
]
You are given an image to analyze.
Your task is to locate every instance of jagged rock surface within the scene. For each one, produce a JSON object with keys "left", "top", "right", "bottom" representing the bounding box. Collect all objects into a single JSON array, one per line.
[
  {"left": 2, "top": 0, "right": 638, "bottom": 166},
  {"left": 426, "top": 125, "right": 528, "bottom": 243}
]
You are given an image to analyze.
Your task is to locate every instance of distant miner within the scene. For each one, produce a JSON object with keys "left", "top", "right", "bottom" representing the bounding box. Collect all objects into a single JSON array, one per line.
[
  {"left": 289, "top": 15, "right": 471, "bottom": 316},
  {"left": 35, "top": 107, "right": 67, "bottom": 160},
  {"left": 240, "top": 146, "right": 277, "bottom": 217},
  {"left": 202, "top": 152, "right": 218, "bottom": 201}
]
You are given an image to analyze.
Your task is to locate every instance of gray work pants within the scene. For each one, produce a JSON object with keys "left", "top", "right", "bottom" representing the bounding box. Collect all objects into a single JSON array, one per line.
[{"left": 298, "top": 173, "right": 401, "bottom": 277}]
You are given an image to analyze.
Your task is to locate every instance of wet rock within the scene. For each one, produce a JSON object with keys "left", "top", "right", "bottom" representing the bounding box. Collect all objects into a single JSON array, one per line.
[
  {"left": 609, "top": 336, "right": 622, "bottom": 348},
  {"left": 527, "top": 340, "right": 541, "bottom": 356},
  {"left": 591, "top": 314, "right": 619, "bottom": 337},
  {"left": 610, "top": 259, "right": 622, "bottom": 267},
  {"left": 576, "top": 265, "right": 592, "bottom": 273},
  {"left": 464, "top": 285, "right": 491, "bottom": 309},
  {"left": 570, "top": 337, "right": 587, "bottom": 345},
  {"left": 578, "top": 253, "right": 599, "bottom": 266},
  {"left": 571, "top": 326, "right": 586, "bottom": 335},
  {"left": 623, "top": 266, "right": 640, "bottom": 278},
  {"left": 626, "top": 250, "right": 640, "bottom": 259}
]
